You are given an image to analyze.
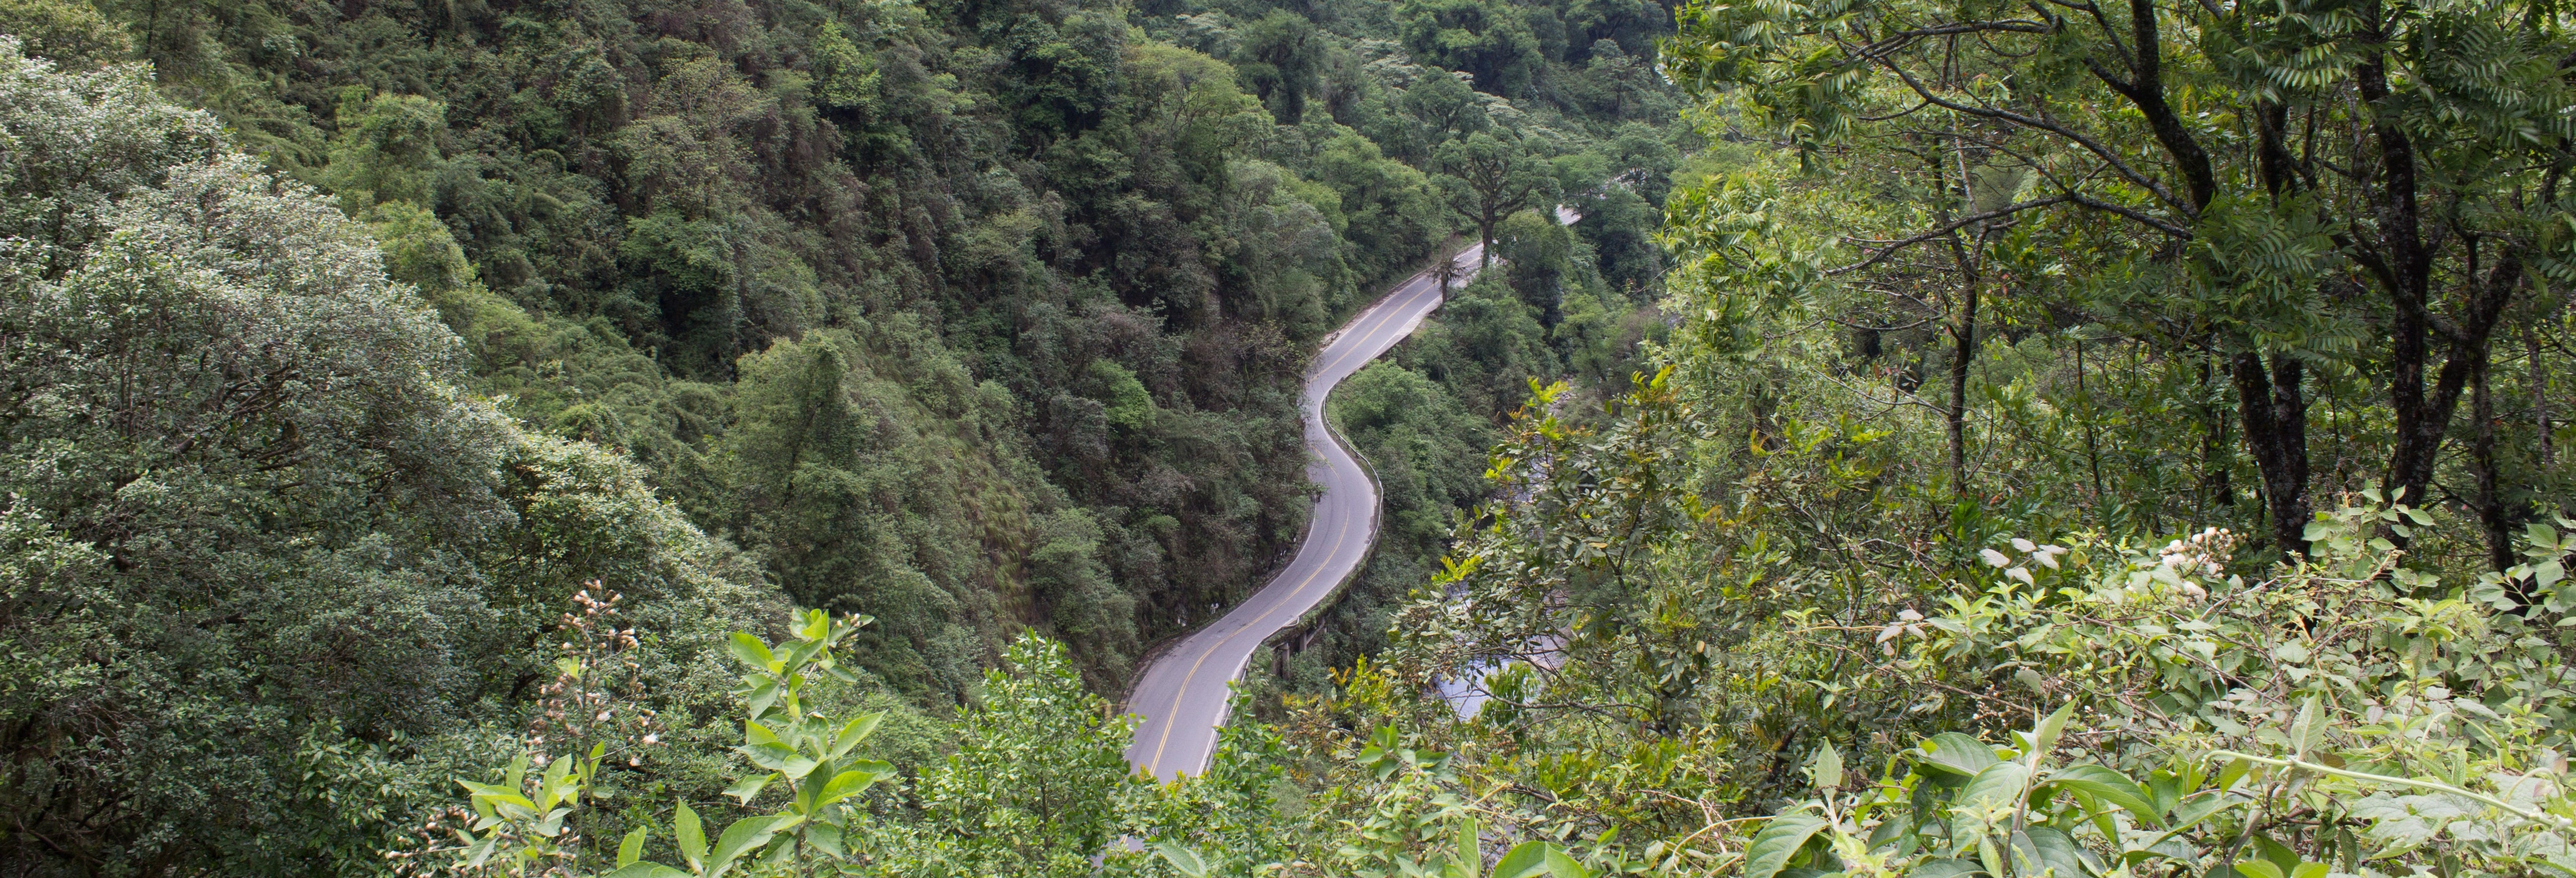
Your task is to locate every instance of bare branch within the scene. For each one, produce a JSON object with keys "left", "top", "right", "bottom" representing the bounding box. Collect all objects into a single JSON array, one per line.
[
  {"left": 1874, "top": 59, "right": 2190, "bottom": 215},
  {"left": 1826, "top": 194, "right": 2073, "bottom": 276},
  {"left": 2067, "top": 191, "right": 2192, "bottom": 238}
]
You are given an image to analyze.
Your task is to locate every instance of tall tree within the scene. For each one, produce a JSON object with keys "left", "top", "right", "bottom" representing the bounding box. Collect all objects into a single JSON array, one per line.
[
  {"left": 1399, "top": 0, "right": 1550, "bottom": 96},
  {"left": 1235, "top": 10, "right": 1325, "bottom": 124},
  {"left": 1438, "top": 131, "right": 1560, "bottom": 268}
]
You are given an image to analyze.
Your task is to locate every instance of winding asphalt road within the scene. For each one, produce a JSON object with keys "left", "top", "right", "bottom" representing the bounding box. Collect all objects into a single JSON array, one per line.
[{"left": 1121, "top": 240, "right": 1493, "bottom": 782}]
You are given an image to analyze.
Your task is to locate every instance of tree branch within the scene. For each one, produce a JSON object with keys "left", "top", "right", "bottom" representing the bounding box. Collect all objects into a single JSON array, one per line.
[{"left": 1826, "top": 194, "right": 2073, "bottom": 276}]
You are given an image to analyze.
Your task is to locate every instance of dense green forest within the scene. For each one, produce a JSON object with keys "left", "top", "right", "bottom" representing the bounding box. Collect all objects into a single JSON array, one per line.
[
  {"left": 9, "top": 0, "right": 2576, "bottom": 869},
  {"left": 0, "top": 0, "right": 1678, "bottom": 866}
]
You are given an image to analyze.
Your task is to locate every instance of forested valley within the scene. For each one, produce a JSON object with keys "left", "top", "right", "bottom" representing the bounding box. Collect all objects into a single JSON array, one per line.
[{"left": 5, "top": 0, "right": 2576, "bottom": 870}]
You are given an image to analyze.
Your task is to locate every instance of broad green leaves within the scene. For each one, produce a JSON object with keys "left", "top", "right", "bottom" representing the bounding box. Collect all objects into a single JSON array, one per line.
[
  {"left": 1743, "top": 813, "right": 1828, "bottom": 878},
  {"left": 2042, "top": 767, "right": 2161, "bottom": 828},
  {"left": 1492, "top": 840, "right": 1593, "bottom": 878},
  {"left": 725, "top": 633, "right": 775, "bottom": 674},
  {"left": 1154, "top": 840, "right": 1213, "bottom": 878},
  {"left": 1919, "top": 733, "right": 2002, "bottom": 778},
  {"left": 1811, "top": 741, "right": 1844, "bottom": 793}
]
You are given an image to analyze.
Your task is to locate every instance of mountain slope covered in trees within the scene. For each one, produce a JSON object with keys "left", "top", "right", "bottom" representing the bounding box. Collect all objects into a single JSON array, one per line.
[{"left": 0, "top": 0, "right": 1684, "bottom": 866}]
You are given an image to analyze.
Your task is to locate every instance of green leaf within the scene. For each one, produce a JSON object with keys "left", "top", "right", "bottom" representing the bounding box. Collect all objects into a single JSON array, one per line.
[
  {"left": 811, "top": 765, "right": 888, "bottom": 808},
  {"left": 745, "top": 678, "right": 782, "bottom": 718},
  {"left": 829, "top": 712, "right": 885, "bottom": 758},
  {"left": 1541, "top": 846, "right": 1592, "bottom": 878},
  {"left": 740, "top": 742, "right": 818, "bottom": 779},
  {"left": 706, "top": 814, "right": 802, "bottom": 878},
  {"left": 540, "top": 755, "right": 572, "bottom": 809},
  {"left": 2015, "top": 667, "right": 2049, "bottom": 694},
  {"left": 2012, "top": 826, "right": 2088, "bottom": 878},
  {"left": 674, "top": 802, "right": 708, "bottom": 870},
  {"left": 778, "top": 640, "right": 821, "bottom": 676},
  {"left": 2252, "top": 833, "right": 2299, "bottom": 877},
  {"left": 1740, "top": 812, "right": 1827, "bottom": 878},
  {"left": 1920, "top": 733, "right": 2000, "bottom": 777},
  {"left": 1958, "top": 762, "right": 2033, "bottom": 811},
  {"left": 1812, "top": 741, "right": 1843, "bottom": 793},
  {"left": 2165, "top": 793, "right": 2229, "bottom": 831},
  {"left": 1456, "top": 813, "right": 1482, "bottom": 878},
  {"left": 723, "top": 773, "right": 775, "bottom": 804},
  {"left": 807, "top": 821, "right": 846, "bottom": 859},
  {"left": 727, "top": 633, "right": 776, "bottom": 671},
  {"left": 2233, "top": 861, "right": 2284, "bottom": 878},
  {"left": 2217, "top": 757, "right": 2254, "bottom": 791},
  {"left": 1154, "top": 841, "right": 1212, "bottom": 878},
  {"left": 1911, "top": 859, "right": 1985, "bottom": 878},
  {"left": 1864, "top": 810, "right": 1915, "bottom": 854},
  {"left": 759, "top": 833, "right": 796, "bottom": 868},
  {"left": 2031, "top": 701, "right": 2076, "bottom": 757},
  {"left": 2044, "top": 766, "right": 2163, "bottom": 827},
  {"left": 618, "top": 827, "right": 647, "bottom": 868},
  {"left": 600, "top": 860, "right": 690, "bottom": 875},
  {"left": 462, "top": 834, "right": 498, "bottom": 868},
  {"left": 1493, "top": 841, "right": 1553, "bottom": 878},
  {"left": 602, "top": 865, "right": 691, "bottom": 878},
  {"left": 2290, "top": 697, "right": 2323, "bottom": 759}
]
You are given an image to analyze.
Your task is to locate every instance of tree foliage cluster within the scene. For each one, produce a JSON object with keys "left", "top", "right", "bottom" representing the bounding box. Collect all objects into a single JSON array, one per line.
[{"left": 0, "top": 45, "right": 781, "bottom": 871}]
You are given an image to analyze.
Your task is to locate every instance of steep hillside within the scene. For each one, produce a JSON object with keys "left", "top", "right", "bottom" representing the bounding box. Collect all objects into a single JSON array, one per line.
[{"left": 0, "top": 0, "right": 1689, "bottom": 696}]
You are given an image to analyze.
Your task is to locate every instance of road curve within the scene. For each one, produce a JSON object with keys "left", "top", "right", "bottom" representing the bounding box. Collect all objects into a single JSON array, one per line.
[{"left": 1122, "top": 240, "right": 1491, "bottom": 781}]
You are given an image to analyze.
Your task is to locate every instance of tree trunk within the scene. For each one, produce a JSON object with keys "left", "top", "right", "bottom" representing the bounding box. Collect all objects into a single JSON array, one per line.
[
  {"left": 2382, "top": 256, "right": 2522, "bottom": 511},
  {"left": 1947, "top": 278, "right": 1978, "bottom": 496},
  {"left": 2232, "top": 351, "right": 2311, "bottom": 557},
  {"left": 2199, "top": 359, "right": 2232, "bottom": 512},
  {"left": 2473, "top": 350, "right": 2518, "bottom": 577},
  {"left": 2536, "top": 329, "right": 2556, "bottom": 469},
  {"left": 1478, "top": 213, "right": 1496, "bottom": 269},
  {"left": 2077, "top": 339, "right": 2105, "bottom": 507}
]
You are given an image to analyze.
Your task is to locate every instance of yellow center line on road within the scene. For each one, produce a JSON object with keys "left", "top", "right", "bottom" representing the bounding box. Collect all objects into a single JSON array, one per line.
[
  {"left": 1146, "top": 510, "right": 1355, "bottom": 776},
  {"left": 1312, "top": 274, "right": 1426, "bottom": 379}
]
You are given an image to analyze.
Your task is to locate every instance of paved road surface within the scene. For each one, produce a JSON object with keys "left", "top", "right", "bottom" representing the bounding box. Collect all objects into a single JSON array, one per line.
[{"left": 1121, "top": 240, "right": 1492, "bottom": 782}]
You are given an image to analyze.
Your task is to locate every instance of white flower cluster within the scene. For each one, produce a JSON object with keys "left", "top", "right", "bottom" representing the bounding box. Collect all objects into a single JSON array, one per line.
[
  {"left": 1875, "top": 608, "right": 1927, "bottom": 656},
  {"left": 1981, "top": 537, "right": 2070, "bottom": 585},
  {"left": 2155, "top": 527, "right": 2239, "bottom": 579},
  {"left": 2093, "top": 526, "right": 2242, "bottom": 603}
]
